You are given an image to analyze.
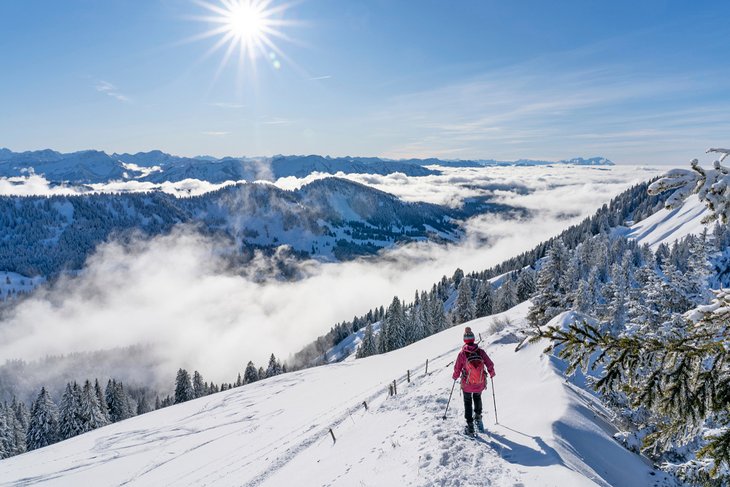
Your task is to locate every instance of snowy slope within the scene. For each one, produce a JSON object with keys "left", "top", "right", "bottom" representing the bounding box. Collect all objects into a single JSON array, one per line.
[
  {"left": 625, "top": 194, "right": 709, "bottom": 248},
  {"left": 0, "top": 271, "right": 45, "bottom": 301},
  {"left": 0, "top": 303, "right": 673, "bottom": 487}
]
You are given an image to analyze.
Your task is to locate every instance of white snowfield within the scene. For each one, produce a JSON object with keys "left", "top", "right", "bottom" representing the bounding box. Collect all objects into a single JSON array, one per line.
[
  {"left": 625, "top": 194, "right": 709, "bottom": 249},
  {"left": 0, "top": 303, "right": 673, "bottom": 487}
]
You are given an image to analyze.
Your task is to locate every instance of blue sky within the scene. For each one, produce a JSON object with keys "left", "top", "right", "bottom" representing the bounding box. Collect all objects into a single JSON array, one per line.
[{"left": 1, "top": 0, "right": 729, "bottom": 164}]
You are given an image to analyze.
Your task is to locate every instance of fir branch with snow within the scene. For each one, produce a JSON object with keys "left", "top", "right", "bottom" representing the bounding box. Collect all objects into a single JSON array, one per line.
[{"left": 648, "top": 148, "right": 730, "bottom": 223}]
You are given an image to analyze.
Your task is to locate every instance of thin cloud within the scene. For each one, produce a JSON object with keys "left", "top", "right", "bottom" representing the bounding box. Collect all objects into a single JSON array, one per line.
[
  {"left": 261, "top": 118, "right": 294, "bottom": 125},
  {"left": 202, "top": 131, "right": 231, "bottom": 136},
  {"left": 365, "top": 53, "right": 730, "bottom": 164},
  {"left": 94, "top": 80, "right": 131, "bottom": 103},
  {"left": 309, "top": 75, "right": 332, "bottom": 81},
  {"left": 208, "top": 102, "right": 246, "bottom": 109}
]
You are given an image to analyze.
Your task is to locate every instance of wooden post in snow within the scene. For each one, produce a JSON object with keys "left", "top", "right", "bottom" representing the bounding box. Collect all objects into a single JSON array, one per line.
[
  {"left": 425, "top": 359, "right": 429, "bottom": 375},
  {"left": 329, "top": 428, "right": 336, "bottom": 443}
]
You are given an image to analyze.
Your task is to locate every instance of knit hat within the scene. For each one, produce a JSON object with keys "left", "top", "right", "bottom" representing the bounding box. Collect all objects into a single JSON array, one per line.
[{"left": 463, "top": 327, "right": 475, "bottom": 343}]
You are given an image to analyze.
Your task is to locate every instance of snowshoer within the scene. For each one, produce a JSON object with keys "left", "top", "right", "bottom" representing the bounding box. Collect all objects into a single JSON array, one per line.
[{"left": 452, "top": 326, "right": 495, "bottom": 435}]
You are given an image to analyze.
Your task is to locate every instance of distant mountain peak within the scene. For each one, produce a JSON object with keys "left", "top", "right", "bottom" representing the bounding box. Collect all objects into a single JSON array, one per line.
[{"left": 559, "top": 156, "right": 614, "bottom": 166}]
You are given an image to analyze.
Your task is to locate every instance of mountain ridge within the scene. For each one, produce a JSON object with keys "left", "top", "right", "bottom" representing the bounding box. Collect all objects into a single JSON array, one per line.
[
  {"left": 0, "top": 177, "right": 519, "bottom": 278},
  {"left": 0, "top": 148, "right": 614, "bottom": 184}
]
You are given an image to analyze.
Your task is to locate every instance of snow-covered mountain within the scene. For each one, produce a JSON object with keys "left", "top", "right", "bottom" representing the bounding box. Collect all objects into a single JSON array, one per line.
[
  {"left": 0, "top": 166, "right": 721, "bottom": 485},
  {"left": 0, "top": 148, "right": 613, "bottom": 184},
  {"left": 421, "top": 156, "right": 615, "bottom": 168},
  {"left": 0, "top": 150, "right": 439, "bottom": 184},
  {"left": 0, "top": 178, "right": 513, "bottom": 277},
  {"left": 0, "top": 303, "right": 673, "bottom": 487}
]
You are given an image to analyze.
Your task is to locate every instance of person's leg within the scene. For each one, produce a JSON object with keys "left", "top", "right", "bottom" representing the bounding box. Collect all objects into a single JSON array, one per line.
[
  {"left": 463, "top": 391, "right": 473, "bottom": 424},
  {"left": 473, "top": 393, "right": 483, "bottom": 418},
  {"left": 473, "top": 393, "right": 483, "bottom": 431}
]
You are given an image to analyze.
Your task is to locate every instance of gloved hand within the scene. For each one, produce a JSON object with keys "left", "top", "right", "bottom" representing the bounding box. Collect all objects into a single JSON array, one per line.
[{"left": 489, "top": 370, "right": 496, "bottom": 378}]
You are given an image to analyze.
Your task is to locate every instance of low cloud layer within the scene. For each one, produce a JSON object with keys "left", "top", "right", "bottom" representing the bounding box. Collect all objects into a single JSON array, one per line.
[
  {"left": 0, "top": 174, "right": 240, "bottom": 197},
  {"left": 0, "top": 166, "right": 664, "bottom": 387}
]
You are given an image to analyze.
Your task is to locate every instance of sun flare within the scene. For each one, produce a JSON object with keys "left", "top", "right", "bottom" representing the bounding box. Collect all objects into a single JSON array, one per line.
[
  {"left": 227, "top": 2, "right": 264, "bottom": 42},
  {"left": 192, "top": 0, "right": 294, "bottom": 78}
]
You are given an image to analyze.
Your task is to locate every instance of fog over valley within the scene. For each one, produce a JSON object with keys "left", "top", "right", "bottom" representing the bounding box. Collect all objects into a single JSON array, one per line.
[{"left": 0, "top": 164, "right": 663, "bottom": 400}]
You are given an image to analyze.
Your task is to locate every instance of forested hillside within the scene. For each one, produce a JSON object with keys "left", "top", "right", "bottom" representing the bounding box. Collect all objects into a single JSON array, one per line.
[{"left": 0, "top": 178, "right": 514, "bottom": 278}]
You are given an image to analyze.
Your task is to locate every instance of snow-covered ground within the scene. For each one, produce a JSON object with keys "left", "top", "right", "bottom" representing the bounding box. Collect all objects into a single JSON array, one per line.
[
  {"left": 0, "top": 303, "right": 675, "bottom": 486},
  {"left": 0, "top": 272, "right": 44, "bottom": 301},
  {"left": 624, "top": 194, "right": 709, "bottom": 249}
]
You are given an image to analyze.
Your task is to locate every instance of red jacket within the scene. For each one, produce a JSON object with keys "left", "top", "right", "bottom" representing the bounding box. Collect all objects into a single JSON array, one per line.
[{"left": 452, "top": 343, "right": 495, "bottom": 393}]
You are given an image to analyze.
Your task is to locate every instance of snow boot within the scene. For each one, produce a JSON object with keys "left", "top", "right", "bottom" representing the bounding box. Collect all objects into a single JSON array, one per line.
[
  {"left": 475, "top": 415, "right": 484, "bottom": 433},
  {"left": 464, "top": 422, "right": 475, "bottom": 436}
]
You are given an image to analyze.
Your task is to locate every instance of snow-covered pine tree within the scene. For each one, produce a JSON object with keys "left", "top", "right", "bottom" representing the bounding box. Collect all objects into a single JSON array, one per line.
[
  {"left": 10, "top": 398, "right": 27, "bottom": 455},
  {"left": 454, "top": 278, "right": 475, "bottom": 324},
  {"left": 527, "top": 239, "right": 570, "bottom": 328},
  {"left": 648, "top": 148, "right": 730, "bottom": 224},
  {"left": 516, "top": 268, "right": 536, "bottom": 302},
  {"left": 265, "top": 354, "right": 282, "bottom": 378},
  {"left": 120, "top": 382, "right": 136, "bottom": 420},
  {"left": 1, "top": 401, "right": 24, "bottom": 458},
  {"left": 78, "top": 380, "right": 109, "bottom": 433},
  {"left": 94, "top": 379, "right": 110, "bottom": 423},
  {"left": 541, "top": 289, "right": 730, "bottom": 482},
  {"left": 59, "top": 383, "right": 83, "bottom": 440},
  {"left": 0, "top": 405, "right": 10, "bottom": 459},
  {"left": 193, "top": 371, "right": 205, "bottom": 398},
  {"left": 605, "top": 261, "right": 629, "bottom": 334},
  {"left": 410, "top": 303, "right": 426, "bottom": 343},
  {"left": 174, "top": 369, "right": 194, "bottom": 404},
  {"left": 475, "top": 281, "right": 494, "bottom": 318},
  {"left": 687, "top": 232, "right": 712, "bottom": 302},
  {"left": 452, "top": 268, "right": 464, "bottom": 288},
  {"left": 419, "top": 290, "right": 434, "bottom": 336},
  {"left": 356, "top": 323, "right": 377, "bottom": 358},
  {"left": 573, "top": 276, "right": 595, "bottom": 315},
  {"left": 136, "top": 395, "right": 152, "bottom": 415},
  {"left": 105, "top": 380, "right": 134, "bottom": 422},
  {"left": 495, "top": 278, "right": 517, "bottom": 313},
  {"left": 105, "top": 380, "right": 116, "bottom": 421},
  {"left": 430, "top": 293, "right": 448, "bottom": 333},
  {"left": 386, "top": 296, "right": 407, "bottom": 351},
  {"left": 244, "top": 361, "right": 259, "bottom": 384},
  {"left": 26, "top": 387, "right": 59, "bottom": 451}
]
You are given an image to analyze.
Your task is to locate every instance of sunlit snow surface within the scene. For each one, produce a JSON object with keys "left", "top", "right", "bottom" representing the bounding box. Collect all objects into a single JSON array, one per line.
[
  {"left": 625, "top": 194, "right": 709, "bottom": 248},
  {"left": 0, "top": 303, "right": 676, "bottom": 487}
]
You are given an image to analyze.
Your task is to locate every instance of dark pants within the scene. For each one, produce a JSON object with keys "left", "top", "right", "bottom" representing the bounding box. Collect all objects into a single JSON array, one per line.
[{"left": 463, "top": 391, "right": 482, "bottom": 423}]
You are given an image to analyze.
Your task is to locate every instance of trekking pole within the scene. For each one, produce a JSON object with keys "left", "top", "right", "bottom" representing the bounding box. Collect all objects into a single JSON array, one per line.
[
  {"left": 490, "top": 376, "right": 498, "bottom": 424},
  {"left": 442, "top": 379, "right": 457, "bottom": 420}
]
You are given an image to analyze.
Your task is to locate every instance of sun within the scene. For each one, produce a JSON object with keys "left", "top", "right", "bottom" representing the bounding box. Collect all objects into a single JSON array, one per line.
[
  {"left": 191, "top": 0, "right": 295, "bottom": 78},
  {"left": 226, "top": 2, "right": 265, "bottom": 43}
]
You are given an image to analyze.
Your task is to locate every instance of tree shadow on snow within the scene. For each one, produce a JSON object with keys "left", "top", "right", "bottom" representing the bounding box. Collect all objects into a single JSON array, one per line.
[{"left": 485, "top": 428, "right": 565, "bottom": 468}]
